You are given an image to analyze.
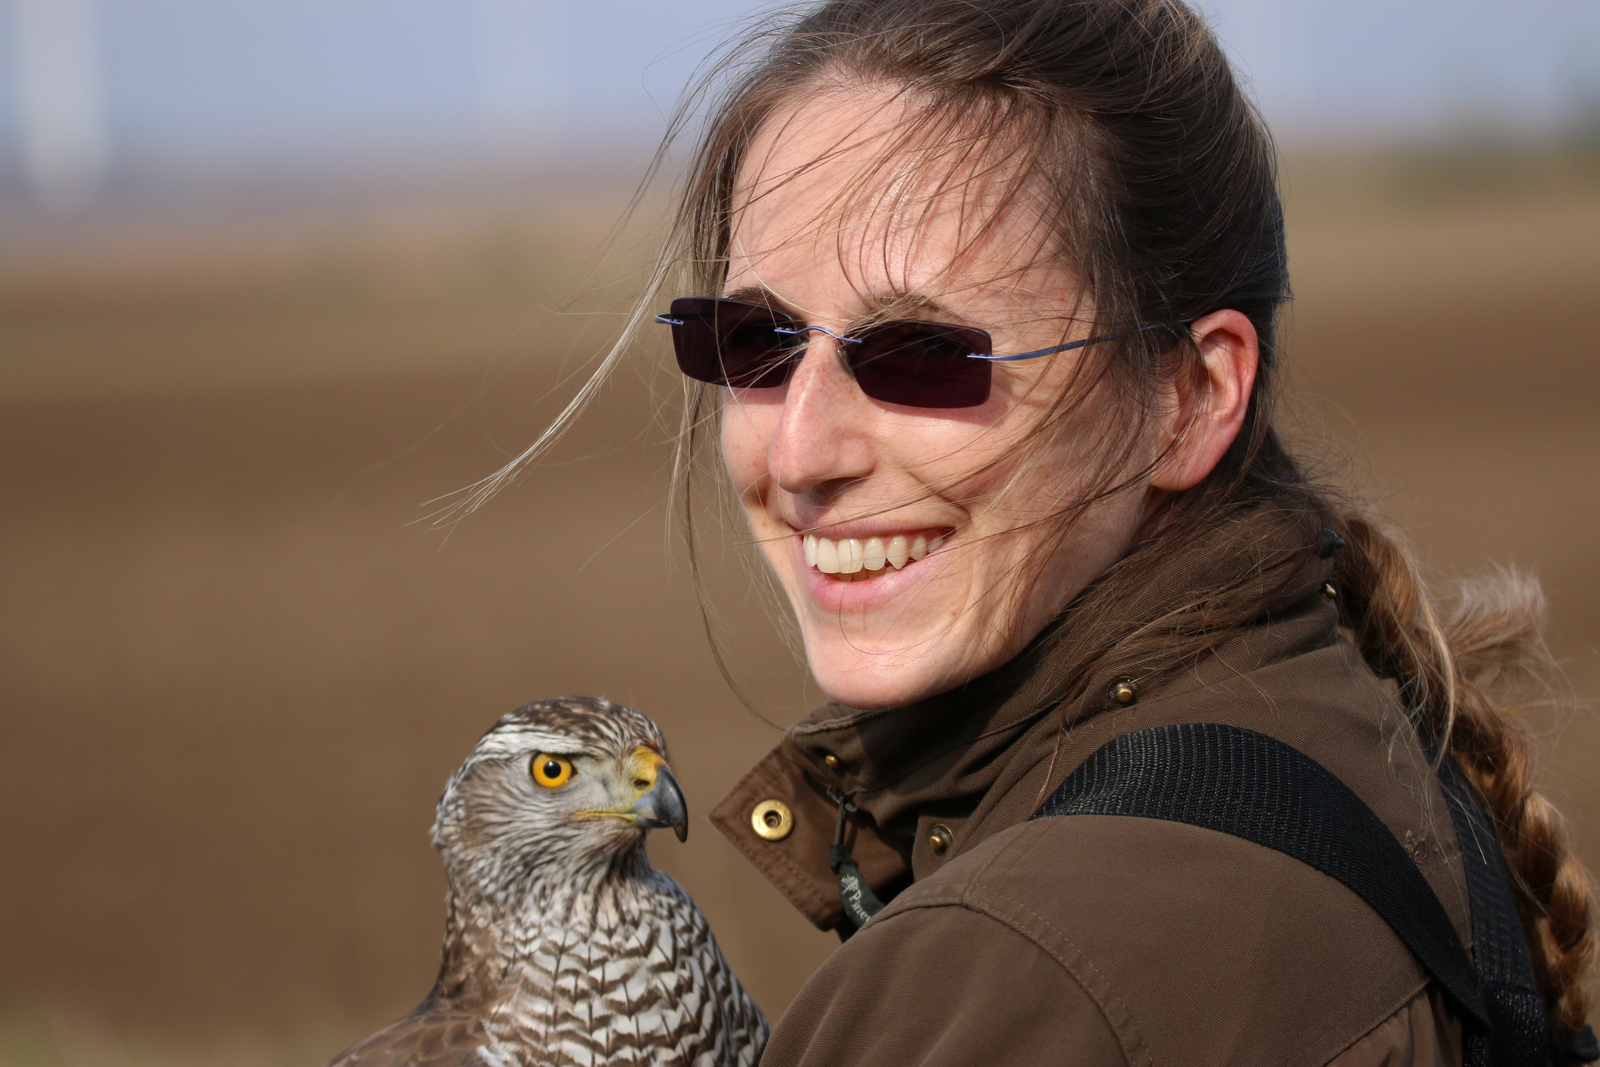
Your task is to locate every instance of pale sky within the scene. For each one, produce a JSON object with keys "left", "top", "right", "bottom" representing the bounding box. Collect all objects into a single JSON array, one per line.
[{"left": 0, "top": 0, "right": 1596, "bottom": 205}]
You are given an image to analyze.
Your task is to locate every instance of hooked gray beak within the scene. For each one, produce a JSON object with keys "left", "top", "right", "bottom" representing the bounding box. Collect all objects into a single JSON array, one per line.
[{"left": 632, "top": 764, "right": 689, "bottom": 842}]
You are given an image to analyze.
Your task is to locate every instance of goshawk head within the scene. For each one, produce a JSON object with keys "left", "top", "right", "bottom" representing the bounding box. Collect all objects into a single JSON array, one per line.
[{"left": 432, "top": 696, "right": 688, "bottom": 900}]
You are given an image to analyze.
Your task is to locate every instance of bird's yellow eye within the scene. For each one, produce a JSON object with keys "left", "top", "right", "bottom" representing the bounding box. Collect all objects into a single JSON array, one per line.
[{"left": 531, "top": 754, "right": 574, "bottom": 788}]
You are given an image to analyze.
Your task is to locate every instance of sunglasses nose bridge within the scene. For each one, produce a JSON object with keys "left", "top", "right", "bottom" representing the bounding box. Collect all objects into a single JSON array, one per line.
[
  {"left": 772, "top": 323, "right": 863, "bottom": 376},
  {"left": 773, "top": 323, "right": 863, "bottom": 345}
]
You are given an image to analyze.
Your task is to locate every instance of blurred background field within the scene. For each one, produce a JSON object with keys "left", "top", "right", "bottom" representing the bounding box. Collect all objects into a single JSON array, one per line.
[{"left": 2, "top": 2, "right": 1599, "bottom": 1064}]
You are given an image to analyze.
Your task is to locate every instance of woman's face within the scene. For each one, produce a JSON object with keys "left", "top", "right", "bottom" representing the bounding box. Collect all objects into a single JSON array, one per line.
[{"left": 719, "top": 85, "right": 1162, "bottom": 710}]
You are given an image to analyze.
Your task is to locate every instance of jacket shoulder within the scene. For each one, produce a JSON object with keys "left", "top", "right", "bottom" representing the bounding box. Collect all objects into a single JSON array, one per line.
[
  {"left": 876, "top": 813, "right": 1456, "bottom": 1067},
  {"left": 761, "top": 882, "right": 1138, "bottom": 1067}
]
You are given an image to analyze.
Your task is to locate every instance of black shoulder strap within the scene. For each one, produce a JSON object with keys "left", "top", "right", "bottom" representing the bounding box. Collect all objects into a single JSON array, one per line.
[
  {"left": 1434, "top": 752, "right": 1556, "bottom": 1066},
  {"left": 1029, "top": 721, "right": 1564, "bottom": 1066}
]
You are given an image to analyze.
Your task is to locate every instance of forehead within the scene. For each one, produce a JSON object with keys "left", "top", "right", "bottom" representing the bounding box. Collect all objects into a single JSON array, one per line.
[
  {"left": 470, "top": 696, "right": 663, "bottom": 761},
  {"left": 728, "top": 81, "right": 1064, "bottom": 315}
]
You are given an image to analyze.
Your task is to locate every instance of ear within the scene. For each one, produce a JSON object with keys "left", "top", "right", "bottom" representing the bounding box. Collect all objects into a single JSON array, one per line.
[{"left": 1150, "top": 308, "right": 1260, "bottom": 493}]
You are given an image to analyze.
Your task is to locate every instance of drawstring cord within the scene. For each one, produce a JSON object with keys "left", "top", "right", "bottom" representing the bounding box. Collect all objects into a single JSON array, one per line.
[{"left": 827, "top": 786, "right": 885, "bottom": 929}]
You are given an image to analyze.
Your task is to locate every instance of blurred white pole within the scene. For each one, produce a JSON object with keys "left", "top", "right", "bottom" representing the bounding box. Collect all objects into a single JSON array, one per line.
[
  {"left": 14, "top": 0, "right": 110, "bottom": 210},
  {"left": 474, "top": 0, "right": 569, "bottom": 161}
]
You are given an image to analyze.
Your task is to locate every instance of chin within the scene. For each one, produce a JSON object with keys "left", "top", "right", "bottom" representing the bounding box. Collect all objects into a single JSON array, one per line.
[
  {"left": 814, "top": 678, "right": 914, "bottom": 712},
  {"left": 806, "top": 644, "right": 958, "bottom": 711}
]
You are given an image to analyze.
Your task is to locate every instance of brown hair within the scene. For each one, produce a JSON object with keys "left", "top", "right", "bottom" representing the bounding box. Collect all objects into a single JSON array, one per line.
[
  {"left": 467, "top": 0, "right": 1594, "bottom": 1036},
  {"left": 654, "top": 0, "right": 1595, "bottom": 1039}
]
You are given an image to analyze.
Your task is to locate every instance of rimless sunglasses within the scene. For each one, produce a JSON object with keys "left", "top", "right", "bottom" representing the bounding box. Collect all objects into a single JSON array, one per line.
[{"left": 655, "top": 297, "right": 1188, "bottom": 409}]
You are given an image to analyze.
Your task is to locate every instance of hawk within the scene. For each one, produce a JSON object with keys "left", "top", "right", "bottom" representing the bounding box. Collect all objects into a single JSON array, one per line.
[{"left": 326, "top": 696, "right": 769, "bottom": 1067}]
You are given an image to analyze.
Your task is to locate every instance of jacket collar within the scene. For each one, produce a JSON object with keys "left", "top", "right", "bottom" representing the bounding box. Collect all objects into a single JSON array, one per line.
[{"left": 709, "top": 504, "right": 1337, "bottom": 931}]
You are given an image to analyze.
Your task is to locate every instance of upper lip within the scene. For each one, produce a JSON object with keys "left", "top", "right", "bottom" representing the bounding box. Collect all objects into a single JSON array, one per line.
[{"left": 789, "top": 520, "right": 954, "bottom": 541}]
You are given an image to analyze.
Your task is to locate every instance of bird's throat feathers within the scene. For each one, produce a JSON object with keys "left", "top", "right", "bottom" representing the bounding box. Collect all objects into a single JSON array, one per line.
[{"left": 432, "top": 857, "right": 680, "bottom": 1010}]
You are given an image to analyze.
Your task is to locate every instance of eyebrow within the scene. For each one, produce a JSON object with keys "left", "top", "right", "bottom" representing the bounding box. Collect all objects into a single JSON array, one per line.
[
  {"left": 720, "top": 284, "right": 787, "bottom": 309},
  {"left": 718, "top": 284, "right": 972, "bottom": 326}
]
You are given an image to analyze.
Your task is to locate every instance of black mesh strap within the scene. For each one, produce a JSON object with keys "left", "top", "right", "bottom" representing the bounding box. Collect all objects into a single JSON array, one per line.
[
  {"left": 1435, "top": 755, "right": 1551, "bottom": 1066},
  {"left": 1031, "top": 723, "right": 1489, "bottom": 1031}
]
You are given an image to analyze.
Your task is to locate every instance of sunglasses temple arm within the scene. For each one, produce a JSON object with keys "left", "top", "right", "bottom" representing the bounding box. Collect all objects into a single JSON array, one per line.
[
  {"left": 973, "top": 337, "right": 1093, "bottom": 362},
  {"left": 969, "top": 320, "right": 1192, "bottom": 362}
]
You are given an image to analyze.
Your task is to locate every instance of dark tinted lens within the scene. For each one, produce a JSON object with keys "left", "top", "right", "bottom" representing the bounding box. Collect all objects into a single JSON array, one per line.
[
  {"left": 849, "top": 321, "right": 992, "bottom": 408},
  {"left": 667, "top": 298, "right": 799, "bottom": 389}
]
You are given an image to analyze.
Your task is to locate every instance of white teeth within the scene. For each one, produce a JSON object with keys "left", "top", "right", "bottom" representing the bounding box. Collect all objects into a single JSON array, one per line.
[
  {"left": 802, "top": 531, "right": 944, "bottom": 575},
  {"left": 887, "top": 535, "right": 910, "bottom": 569},
  {"left": 862, "top": 537, "right": 887, "bottom": 570},
  {"left": 815, "top": 537, "right": 840, "bottom": 574}
]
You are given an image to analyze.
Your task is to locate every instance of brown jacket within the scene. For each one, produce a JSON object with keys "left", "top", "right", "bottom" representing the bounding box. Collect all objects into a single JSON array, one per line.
[{"left": 711, "top": 511, "right": 1470, "bottom": 1066}]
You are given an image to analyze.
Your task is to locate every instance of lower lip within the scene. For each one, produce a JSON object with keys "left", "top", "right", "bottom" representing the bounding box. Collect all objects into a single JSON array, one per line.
[{"left": 796, "top": 536, "right": 948, "bottom": 612}]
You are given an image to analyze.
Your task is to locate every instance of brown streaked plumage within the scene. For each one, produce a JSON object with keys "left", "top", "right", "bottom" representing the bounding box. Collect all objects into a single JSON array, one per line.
[{"left": 326, "top": 696, "right": 768, "bottom": 1067}]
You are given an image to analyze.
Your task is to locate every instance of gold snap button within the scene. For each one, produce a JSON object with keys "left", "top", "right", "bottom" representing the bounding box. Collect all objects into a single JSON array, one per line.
[
  {"left": 928, "top": 824, "right": 953, "bottom": 856},
  {"left": 750, "top": 799, "right": 794, "bottom": 842},
  {"left": 823, "top": 753, "right": 841, "bottom": 770},
  {"left": 1110, "top": 679, "right": 1138, "bottom": 706},
  {"left": 1322, "top": 582, "right": 1338, "bottom": 600}
]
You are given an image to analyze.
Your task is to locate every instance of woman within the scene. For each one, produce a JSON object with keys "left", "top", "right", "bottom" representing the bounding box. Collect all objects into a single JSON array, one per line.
[{"left": 500, "top": 0, "right": 1597, "bottom": 1062}]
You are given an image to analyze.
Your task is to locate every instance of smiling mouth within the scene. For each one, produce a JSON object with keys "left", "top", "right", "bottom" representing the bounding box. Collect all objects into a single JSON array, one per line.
[{"left": 802, "top": 531, "right": 947, "bottom": 581}]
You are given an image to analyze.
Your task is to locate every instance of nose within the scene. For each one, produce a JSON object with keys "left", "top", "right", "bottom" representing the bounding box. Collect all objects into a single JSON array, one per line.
[{"left": 766, "top": 337, "right": 877, "bottom": 497}]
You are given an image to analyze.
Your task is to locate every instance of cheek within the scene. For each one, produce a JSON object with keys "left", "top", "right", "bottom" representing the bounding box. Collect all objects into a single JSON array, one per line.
[{"left": 719, "top": 396, "right": 778, "bottom": 494}]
